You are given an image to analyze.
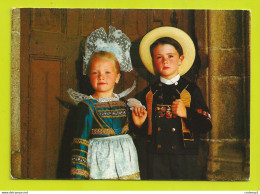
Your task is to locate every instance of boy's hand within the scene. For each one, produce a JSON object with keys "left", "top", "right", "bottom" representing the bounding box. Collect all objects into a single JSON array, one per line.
[
  {"left": 132, "top": 106, "right": 147, "bottom": 127},
  {"left": 172, "top": 99, "right": 187, "bottom": 118}
]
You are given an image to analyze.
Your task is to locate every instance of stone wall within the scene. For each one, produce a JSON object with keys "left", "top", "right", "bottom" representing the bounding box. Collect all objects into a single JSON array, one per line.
[
  {"left": 205, "top": 10, "right": 250, "bottom": 180},
  {"left": 11, "top": 8, "right": 21, "bottom": 178}
]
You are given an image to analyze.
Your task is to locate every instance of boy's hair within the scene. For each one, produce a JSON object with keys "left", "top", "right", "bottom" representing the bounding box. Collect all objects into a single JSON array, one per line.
[
  {"left": 150, "top": 37, "right": 184, "bottom": 57},
  {"left": 86, "top": 51, "right": 120, "bottom": 75}
]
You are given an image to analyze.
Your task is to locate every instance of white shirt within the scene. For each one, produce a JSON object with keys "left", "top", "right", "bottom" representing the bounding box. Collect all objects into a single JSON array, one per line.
[{"left": 160, "top": 74, "right": 180, "bottom": 85}]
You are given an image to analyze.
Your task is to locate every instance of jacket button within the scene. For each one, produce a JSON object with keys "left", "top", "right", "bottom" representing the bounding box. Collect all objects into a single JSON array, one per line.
[
  {"left": 157, "top": 144, "right": 162, "bottom": 148},
  {"left": 158, "top": 127, "right": 161, "bottom": 131},
  {"left": 172, "top": 128, "right": 176, "bottom": 132}
]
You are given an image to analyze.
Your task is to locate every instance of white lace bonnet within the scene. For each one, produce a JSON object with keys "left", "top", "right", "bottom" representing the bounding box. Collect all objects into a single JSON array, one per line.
[
  {"left": 67, "top": 26, "right": 136, "bottom": 104},
  {"left": 83, "top": 26, "right": 133, "bottom": 75}
]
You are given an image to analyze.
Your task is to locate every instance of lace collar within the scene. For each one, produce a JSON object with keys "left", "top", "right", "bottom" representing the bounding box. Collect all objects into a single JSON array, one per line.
[
  {"left": 67, "top": 81, "right": 136, "bottom": 104},
  {"left": 89, "top": 94, "right": 119, "bottom": 103}
]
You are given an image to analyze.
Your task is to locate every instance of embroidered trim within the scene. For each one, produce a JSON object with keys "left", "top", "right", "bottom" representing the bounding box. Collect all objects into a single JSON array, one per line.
[
  {"left": 197, "top": 109, "right": 211, "bottom": 120},
  {"left": 72, "top": 155, "right": 88, "bottom": 165},
  {"left": 95, "top": 101, "right": 126, "bottom": 108},
  {"left": 109, "top": 172, "right": 140, "bottom": 180},
  {"left": 121, "top": 124, "right": 129, "bottom": 134},
  {"left": 73, "top": 138, "right": 89, "bottom": 146},
  {"left": 91, "top": 128, "right": 116, "bottom": 136},
  {"left": 98, "top": 109, "right": 127, "bottom": 118},
  {"left": 72, "top": 149, "right": 88, "bottom": 155},
  {"left": 146, "top": 89, "right": 153, "bottom": 135},
  {"left": 155, "top": 105, "right": 176, "bottom": 119},
  {"left": 176, "top": 84, "right": 189, "bottom": 95},
  {"left": 101, "top": 114, "right": 126, "bottom": 118},
  {"left": 71, "top": 168, "right": 89, "bottom": 178},
  {"left": 82, "top": 100, "right": 105, "bottom": 128},
  {"left": 119, "top": 172, "right": 140, "bottom": 180},
  {"left": 89, "top": 100, "right": 115, "bottom": 129},
  {"left": 179, "top": 86, "right": 193, "bottom": 147},
  {"left": 71, "top": 161, "right": 88, "bottom": 168}
]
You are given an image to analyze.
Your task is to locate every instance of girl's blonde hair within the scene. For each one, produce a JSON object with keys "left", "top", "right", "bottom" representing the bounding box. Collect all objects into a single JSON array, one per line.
[{"left": 87, "top": 51, "right": 120, "bottom": 75}]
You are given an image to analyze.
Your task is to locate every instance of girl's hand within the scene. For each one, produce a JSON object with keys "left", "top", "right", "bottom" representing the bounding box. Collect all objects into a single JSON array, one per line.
[
  {"left": 132, "top": 106, "right": 147, "bottom": 127},
  {"left": 172, "top": 99, "right": 187, "bottom": 118}
]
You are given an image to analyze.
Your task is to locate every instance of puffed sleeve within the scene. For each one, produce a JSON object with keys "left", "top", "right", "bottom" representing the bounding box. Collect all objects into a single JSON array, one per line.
[
  {"left": 184, "top": 86, "right": 212, "bottom": 134},
  {"left": 70, "top": 101, "right": 93, "bottom": 179}
]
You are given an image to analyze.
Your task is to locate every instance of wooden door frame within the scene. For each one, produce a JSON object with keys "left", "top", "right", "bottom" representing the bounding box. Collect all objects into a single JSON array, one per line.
[
  {"left": 20, "top": 8, "right": 66, "bottom": 178},
  {"left": 20, "top": 8, "right": 30, "bottom": 178}
]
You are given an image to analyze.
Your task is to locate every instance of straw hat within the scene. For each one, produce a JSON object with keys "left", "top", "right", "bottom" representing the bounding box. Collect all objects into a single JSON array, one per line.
[{"left": 139, "top": 26, "right": 196, "bottom": 75}]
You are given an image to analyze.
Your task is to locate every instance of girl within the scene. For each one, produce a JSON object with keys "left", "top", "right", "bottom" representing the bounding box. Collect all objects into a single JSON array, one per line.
[{"left": 67, "top": 26, "right": 144, "bottom": 180}]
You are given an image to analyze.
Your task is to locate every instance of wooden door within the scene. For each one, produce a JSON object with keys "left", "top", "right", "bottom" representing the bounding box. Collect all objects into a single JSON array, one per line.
[{"left": 20, "top": 8, "right": 195, "bottom": 179}]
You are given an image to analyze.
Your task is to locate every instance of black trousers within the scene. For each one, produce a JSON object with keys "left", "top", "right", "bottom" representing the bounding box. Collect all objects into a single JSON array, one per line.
[{"left": 147, "top": 153, "right": 203, "bottom": 180}]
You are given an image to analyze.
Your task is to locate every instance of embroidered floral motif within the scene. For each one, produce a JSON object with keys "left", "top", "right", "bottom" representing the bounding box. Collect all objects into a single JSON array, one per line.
[{"left": 155, "top": 104, "right": 177, "bottom": 119}]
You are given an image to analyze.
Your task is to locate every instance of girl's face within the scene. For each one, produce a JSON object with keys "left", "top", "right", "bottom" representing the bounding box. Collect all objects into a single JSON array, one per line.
[
  {"left": 90, "top": 57, "right": 120, "bottom": 98},
  {"left": 152, "top": 44, "right": 184, "bottom": 80}
]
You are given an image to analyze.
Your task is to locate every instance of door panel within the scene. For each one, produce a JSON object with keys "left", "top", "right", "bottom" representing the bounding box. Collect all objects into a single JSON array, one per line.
[
  {"left": 30, "top": 9, "right": 65, "bottom": 33},
  {"left": 81, "top": 9, "right": 108, "bottom": 35},
  {"left": 28, "top": 57, "right": 61, "bottom": 178}
]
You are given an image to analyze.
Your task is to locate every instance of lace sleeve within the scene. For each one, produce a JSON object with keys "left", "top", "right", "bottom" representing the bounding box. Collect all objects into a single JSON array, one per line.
[{"left": 127, "top": 98, "right": 146, "bottom": 110}]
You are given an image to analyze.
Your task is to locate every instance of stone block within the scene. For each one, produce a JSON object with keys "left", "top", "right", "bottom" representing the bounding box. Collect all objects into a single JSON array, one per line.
[
  {"left": 11, "top": 20, "right": 21, "bottom": 152},
  {"left": 207, "top": 140, "right": 250, "bottom": 180},
  {"left": 209, "top": 140, "right": 246, "bottom": 160},
  {"left": 11, "top": 33, "right": 20, "bottom": 63},
  {"left": 208, "top": 10, "right": 243, "bottom": 49},
  {"left": 245, "top": 11, "right": 251, "bottom": 77},
  {"left": 209, "top": 48, "right": 244, "bottom": 76},
  {"left": 11, "top": 152, "right": 22, "bottom": 178},
  {"left": 209, "top": 76, "right": 245, "bottom": 139},
  {"left": 12, "top": 9, "right": 20, "bottom": 32}
]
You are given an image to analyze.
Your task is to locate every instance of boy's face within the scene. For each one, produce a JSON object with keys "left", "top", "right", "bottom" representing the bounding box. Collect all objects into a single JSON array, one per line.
[
  {"left": 90, "top": 57, "right": 120, "bottom": 97},
  {"left": 152, "top": 44, "right": 184, "bottom": 80}
]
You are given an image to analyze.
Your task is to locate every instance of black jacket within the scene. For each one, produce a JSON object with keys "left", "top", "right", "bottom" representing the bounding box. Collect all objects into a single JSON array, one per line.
[{"left": 133, "top": 77, "right": 212, "bottom": 154}]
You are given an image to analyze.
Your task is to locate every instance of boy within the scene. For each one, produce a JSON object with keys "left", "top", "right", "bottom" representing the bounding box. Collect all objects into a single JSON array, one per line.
[{"left": 132, "top": 26, "right": 212, "bottom": 180}]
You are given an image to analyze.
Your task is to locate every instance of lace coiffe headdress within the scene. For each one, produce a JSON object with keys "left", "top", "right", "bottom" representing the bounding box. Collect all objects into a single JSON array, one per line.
[
  {"left": 68, "top": 26, "right": 136, "bottom": 104},
  {"left": 83, "top": 26, "right": 133, "bottom": 75}
]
